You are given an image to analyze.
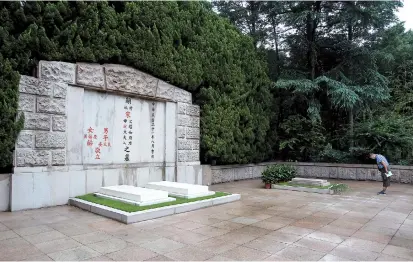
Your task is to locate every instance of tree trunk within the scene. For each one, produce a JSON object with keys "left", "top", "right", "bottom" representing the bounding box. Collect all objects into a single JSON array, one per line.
[
  {"left": 347, "top": 16, "right": 354, "bottom": 148},
  {"left": 271, "top": 16, "right": 280, "bottom": 78},
  {"left": 247, "top": 1, "right": 260, "bottom": 47},
  {"left": 306, "top": 1, "right": 321, "bottom": 81},
  {"left": 349, "top": 108, "right": 354, "bottom": 148}
]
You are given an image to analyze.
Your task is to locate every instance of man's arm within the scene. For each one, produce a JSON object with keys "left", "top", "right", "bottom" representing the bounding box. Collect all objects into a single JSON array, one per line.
[{"left": 381, "top": 162, "right": 388, "bottom": 173}]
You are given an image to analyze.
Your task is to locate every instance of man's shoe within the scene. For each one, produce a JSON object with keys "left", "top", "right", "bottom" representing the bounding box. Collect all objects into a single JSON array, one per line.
[{"left": 377, "top": 191, "right": 386, "bottom": 195}]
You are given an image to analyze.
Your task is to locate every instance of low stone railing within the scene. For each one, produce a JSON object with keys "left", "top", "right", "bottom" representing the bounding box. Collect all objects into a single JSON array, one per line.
[{"left": 203, "top": 161, "right": 413, "bottom": 185}]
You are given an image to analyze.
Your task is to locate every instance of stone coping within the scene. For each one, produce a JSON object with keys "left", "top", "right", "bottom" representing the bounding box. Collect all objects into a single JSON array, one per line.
[
  {"left": 210, "top": 161, "right": 413, "bottom": 170},
  {"left": 69, "top": 193, "right": 241, "bottom": 224},
  {"left": 13, "top": 161, "right": 202, "bottom": 173},
  {"left": 272, "top": 184, "right": 333, "bottom": 195}
]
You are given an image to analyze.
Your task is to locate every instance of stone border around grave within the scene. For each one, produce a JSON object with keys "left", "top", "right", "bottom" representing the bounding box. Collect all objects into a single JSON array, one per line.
[
  {"left": 69, "top": 193, "right": 241, "bottom": 224},
  {"left": 272, "top": 184, "right": 334, "bottom": 195}
]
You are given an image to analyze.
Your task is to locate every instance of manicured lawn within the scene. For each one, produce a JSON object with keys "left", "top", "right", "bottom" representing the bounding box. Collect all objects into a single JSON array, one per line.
[{"left": 76, "top": 192, "right": 230, "bottom": 213}]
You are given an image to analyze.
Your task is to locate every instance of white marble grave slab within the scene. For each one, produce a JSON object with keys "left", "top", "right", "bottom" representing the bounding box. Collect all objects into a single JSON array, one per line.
[
  {"left": 290, "top": 177, "right": 330, "bottom": 186},
  {"left": 97, "top": 185, "right": 175, "bottom": 206},
  {"left": 145, "top": 181, "right": 215, "bottom": 199}
]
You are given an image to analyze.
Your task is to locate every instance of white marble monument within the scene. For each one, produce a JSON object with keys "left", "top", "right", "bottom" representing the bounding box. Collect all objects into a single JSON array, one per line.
[
  {"left": 11, "top": 61, "right": 203, "bottom": 211},
  {"left": 96, "top": 185, "right": 175, "bottom": 206},
  {"left": 145, "top": 181, "right": 215, "bottom": 199}
]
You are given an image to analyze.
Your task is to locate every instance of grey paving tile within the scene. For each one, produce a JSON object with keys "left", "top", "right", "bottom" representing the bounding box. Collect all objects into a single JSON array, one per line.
[
  {"left": 83, "top": 255, "right": 114, "bottom": 261},
  {"left": 165, "top": 246, "right": 215, "bottom": 261},
  {"left": 139, "top": 237, "right": 186, "bottom": 254},
  {"left": 263, "top": 254, "right": 295, "bottom": 261},
  {"left": 389, "top": 236, "right": 413, "bottom": 249},
  {"left": 330, "top": 245, "right": 380, "bottom": 261},
  {"left": 221, "top": 246, "right": 272, "bottom": 261},
  {"left": 87, "top": 238, "right": 128, "bottom": 254},
  {"left": 0, "top": 222, "right": 9, "bottom": 232},
  {"left": 276, "top": 226, "right": 314, "bottom": 236},
  {"left": 0, "top": 230, "right": 19, "bottom": 241},
  {"left": 231, "top": 216, "right": 260, "bottom": 225},
  {"left": 13, "top": 225, "right": 54, "bottom": 236},
  {"left": 72, "top": 231, "right": 113, "bottom": 245},
  {"left": 211, "top": 221, "right": 246, "bottom": 230},
  {"left": 266, "top": 231, "right": 302, "bottom": 244},
  {"left": 191, "top": 225, "right": 231, "bottom": 237},
  {"left": 117, "top": 230, "right": 162, "bottom": 245},
  {"left": 341, "top": 237, "right": 386, "bottom": 253},
  {"left": 166, "top": 229, "right": 211, "bottom": 245},
  {"left": 382, "top": 245, "right": 413, "bottom": 260},
  {"left": 23, "top": 230, "right": 66, "bottom": 244},
  {"left": 20, "top": 254, "right": 53, "bottom": 261},
  {"left": 106, "top": 246, "right": 158, "bottom": 261},
  {"left": 376, "top": 253, "right": 410, "bottom": 261},
  {"left": 192, "top": 237, "right": 239, "bottom": 254},
  {"left": 318, "top": 225, "right": 357, "bottom": 237},
  {"left": 144, "top": 255, "right": 173, "bottom": 261},
  {"left": 243, "top": 235, "right": 289, "bottom": 254},
  {"left": 295, "top": 236, "right": 338, "bottom": 253},
  {"left": 47, "top": 246, "right": 100, "bottom": 261},
  {"left": 352, "top": 230, "right": 392, "bottom": 244},
  {"left": 319, "top": 254, "right": 352, "bottom": 261},
  {"left": 215, "top": 231, "right": 259, "bottom": 245},
  {"left": 173, "top": 220, "right": 206, "bottom": 230},
  {"left": 35, "top": 237, "right": 82, "bottom": 254},
  {"left": 275, "top": 245, "right": 325, "bottom": 261},
  {"left": 207, "top": 255, "right": 236, "bottom": 261},
  {"left": 307, "top": 231, "right": 346, "bottom": 244}
]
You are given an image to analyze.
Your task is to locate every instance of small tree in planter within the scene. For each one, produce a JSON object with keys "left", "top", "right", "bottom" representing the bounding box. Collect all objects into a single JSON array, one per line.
[{"left": 261, "top": 164, "right": 297, "bottom": 189}]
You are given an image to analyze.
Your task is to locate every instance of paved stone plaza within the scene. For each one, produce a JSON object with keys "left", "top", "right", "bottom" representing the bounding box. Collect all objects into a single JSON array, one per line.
[{"left": 1, "top": 179, "right": 413, "bottom": 261}]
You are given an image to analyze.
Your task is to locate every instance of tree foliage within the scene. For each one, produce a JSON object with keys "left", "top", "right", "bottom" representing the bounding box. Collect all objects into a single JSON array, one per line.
[
  {"left": 0, "top": 1, "right": 273, "bottom": 168},
  {"left": 2, "top": 0, "right": 413, "bottom": 168},
  {"left": 215, "top": 0, "right": 412, "bottom": 164}
]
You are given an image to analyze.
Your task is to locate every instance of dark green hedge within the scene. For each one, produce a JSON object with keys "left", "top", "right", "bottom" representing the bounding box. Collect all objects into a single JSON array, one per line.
[{"left": 0, "top": 1, "right": 273, "bottom": 168}]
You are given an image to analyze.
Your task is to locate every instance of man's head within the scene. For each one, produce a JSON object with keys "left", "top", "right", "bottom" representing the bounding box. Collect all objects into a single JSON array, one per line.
[{"left": 369, "top": 153, "right": 376, "bottom": 159}]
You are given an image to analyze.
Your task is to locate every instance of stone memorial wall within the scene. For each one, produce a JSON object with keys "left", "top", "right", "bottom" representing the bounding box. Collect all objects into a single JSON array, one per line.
[{"left": 11, "top": 61, "right": 201, "bottom": 211}]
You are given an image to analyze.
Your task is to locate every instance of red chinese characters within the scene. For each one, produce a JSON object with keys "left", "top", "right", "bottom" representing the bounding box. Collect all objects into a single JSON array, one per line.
[
  {"left": 84, "top": 127, "right": 111, "bottom": 160},
  {"left": 84, "top": 127, "right": 97, "bottom": 147},
  {"left": 95, "top": 147, "right": 101, "bottom": 159},
  {"left": 103, "top": 127, "right": 111, "bottom": 147}
]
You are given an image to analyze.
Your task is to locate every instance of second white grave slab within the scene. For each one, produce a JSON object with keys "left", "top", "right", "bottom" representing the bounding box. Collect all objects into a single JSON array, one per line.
[{"left": 146, "top": 181, "right": 215, "bottom": 199}]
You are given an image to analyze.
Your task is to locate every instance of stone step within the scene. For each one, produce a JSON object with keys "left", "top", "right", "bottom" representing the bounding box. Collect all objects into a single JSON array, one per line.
[{"left": 145, "top": 181, "right": 215, "bottom": 199}]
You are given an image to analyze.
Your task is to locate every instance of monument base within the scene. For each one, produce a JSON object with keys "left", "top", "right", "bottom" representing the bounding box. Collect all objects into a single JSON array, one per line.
[
  {"left": 69, "top": 193, "right": 241, "bottom": 224},
  {"left": 145, "top": 181, "right": 215, "bottom": 199}
]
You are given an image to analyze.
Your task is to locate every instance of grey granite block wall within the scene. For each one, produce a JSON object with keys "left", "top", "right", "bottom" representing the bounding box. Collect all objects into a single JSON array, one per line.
[{"left": 210, "top": 162, "right": 413, "bottom": 184}]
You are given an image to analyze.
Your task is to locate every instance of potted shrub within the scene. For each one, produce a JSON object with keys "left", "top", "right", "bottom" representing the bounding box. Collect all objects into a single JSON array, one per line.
[
  {"left": 261, "top": 170, "right": 273, "bottom": 189},
  {"left": 261, "top": 164, "right": 297, "bottom": 188}
]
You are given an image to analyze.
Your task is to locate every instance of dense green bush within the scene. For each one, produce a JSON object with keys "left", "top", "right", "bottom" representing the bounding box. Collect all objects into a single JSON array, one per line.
[
  {"left": 0, "top": 1, "right": 273, "bottom": 168},
  {"left": 352, "top": 112, "right": 413, "bottom": 164},
  {"left": 261, "top": 164, "right": 297, "bottom": 184},
  {"left": 278, "top": 115, "right": 326, "bottom": 161},
  {"left": 0, "top": 54, "right": 23, "bottom": 172}
]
